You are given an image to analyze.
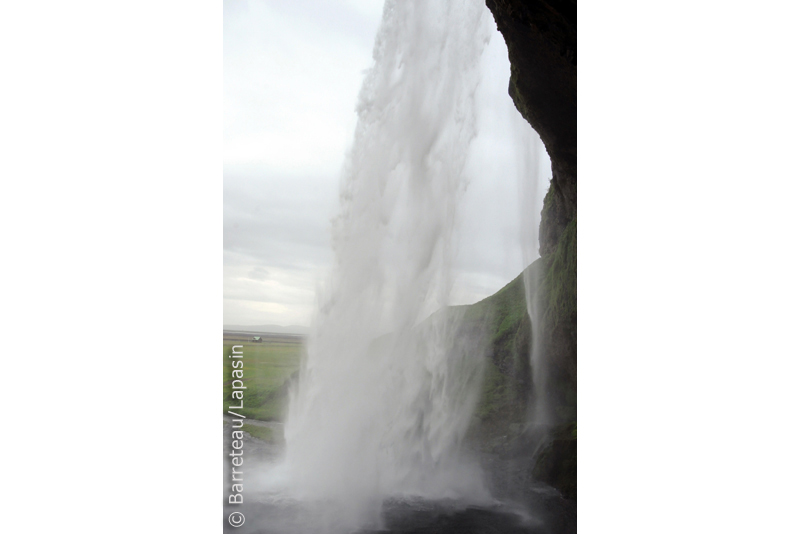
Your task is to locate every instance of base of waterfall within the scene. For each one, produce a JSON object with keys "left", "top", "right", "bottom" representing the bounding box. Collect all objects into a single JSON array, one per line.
[
  {"left": 223, "top": 495, "right": 574, "bottom": 534},
  {"left": 223, "top": 422, "right": 576, "bottom": 534}
]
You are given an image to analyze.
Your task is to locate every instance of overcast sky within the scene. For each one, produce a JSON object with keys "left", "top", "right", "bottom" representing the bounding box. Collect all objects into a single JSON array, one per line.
[{"left": 223, "top": 0, "right": 550, "bottom": 327}]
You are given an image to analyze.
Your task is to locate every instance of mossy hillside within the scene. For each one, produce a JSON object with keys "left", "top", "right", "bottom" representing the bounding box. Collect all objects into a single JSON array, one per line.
[
  {"left": 462, "top": 220, "right": 576, "bottom": 498},
  {"left": 241, "top": 424, "right": 279, "bottom": 443},
  {"left": 465, "top": 259, "right": 545, "bottom": 437},
  {"left": 222, "top": 340, "right": 303, "bottom": 421}
]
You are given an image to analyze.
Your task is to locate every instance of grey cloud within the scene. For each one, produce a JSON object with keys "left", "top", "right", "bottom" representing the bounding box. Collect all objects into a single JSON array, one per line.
[
  {"left": 248, "top": 266, "right": 270, "bottom": 281},
  {"left": 223, "top": 167, "right": 337, "bottom": 265}
]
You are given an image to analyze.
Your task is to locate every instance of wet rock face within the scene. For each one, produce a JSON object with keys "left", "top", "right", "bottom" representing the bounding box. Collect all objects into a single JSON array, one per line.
[
  {"left": 532, "top": 435, "right": 577, "bottom": 500},
  {"left": 484, "top": 0, "right": 577, "bottom": 501},
  {"left": 484, "top": 0, "right": 576, "bottom": 255}
]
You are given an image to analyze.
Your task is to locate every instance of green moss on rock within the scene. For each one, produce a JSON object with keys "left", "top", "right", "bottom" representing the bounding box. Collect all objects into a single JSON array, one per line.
[
  {"left": 541, "top": 217, "right": 577, "bottom": 328},
  {"left": 461, "top": 218, "right": 576, "bottom": 495},
  {"left": 463, "top": 266, "right": 540, "bottom": 438}
]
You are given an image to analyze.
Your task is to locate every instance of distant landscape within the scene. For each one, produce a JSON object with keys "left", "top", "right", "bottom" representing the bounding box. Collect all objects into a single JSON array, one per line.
[
  {"left": 223, "top": 324, "right": 309, "bottom": 336},
  {"left": 223, "top": 336, "right": 303, "bottom": 421}
]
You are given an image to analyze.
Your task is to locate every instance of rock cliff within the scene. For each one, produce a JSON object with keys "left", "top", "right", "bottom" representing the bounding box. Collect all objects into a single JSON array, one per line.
[{"left": 481, "top": 0, "right": 577, "bottom": 500}]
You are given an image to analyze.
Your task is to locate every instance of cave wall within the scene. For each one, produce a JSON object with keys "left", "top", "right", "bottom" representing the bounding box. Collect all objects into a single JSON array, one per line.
[{"left": 485, "top": 0, "right": 576, "bottom": 255}]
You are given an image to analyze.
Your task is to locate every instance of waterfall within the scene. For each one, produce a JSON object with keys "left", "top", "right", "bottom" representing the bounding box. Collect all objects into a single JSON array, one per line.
[
  {"left": 282, "top": 0, "right": 492, "bottom": 530},
  {"left": 517, "top": 119, "right": 550, "bottom": 428}
]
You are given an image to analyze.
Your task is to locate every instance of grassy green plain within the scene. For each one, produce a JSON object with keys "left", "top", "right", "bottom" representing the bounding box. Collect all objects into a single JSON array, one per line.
[
  {"left": 222, "top": 337, "right": 303, "bottom": 421},
  {"left": 241, "top": 424, "right": 276, "bottom": 442}
]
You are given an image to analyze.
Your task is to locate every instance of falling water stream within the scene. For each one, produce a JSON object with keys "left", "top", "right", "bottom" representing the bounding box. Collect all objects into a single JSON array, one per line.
[
  {"left": 283, "top": 0, "right": 490, "bottom": 529},
  {"left": 226, "top": 1, "right": 567, "bottom": 532}
]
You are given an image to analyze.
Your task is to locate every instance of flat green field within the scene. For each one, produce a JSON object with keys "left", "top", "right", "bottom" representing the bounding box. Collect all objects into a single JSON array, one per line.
[{"left": 222, "top": 338, "right": 304, "bottom": 421}]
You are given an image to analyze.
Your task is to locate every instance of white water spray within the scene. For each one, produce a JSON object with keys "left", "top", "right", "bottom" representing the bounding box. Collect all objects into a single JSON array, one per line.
[
  {"left": 517, "top": 120, "right": 550, "bottom": 427},
  {"left": 282, "top": 0, "right": 492, "bottom": 530}
]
